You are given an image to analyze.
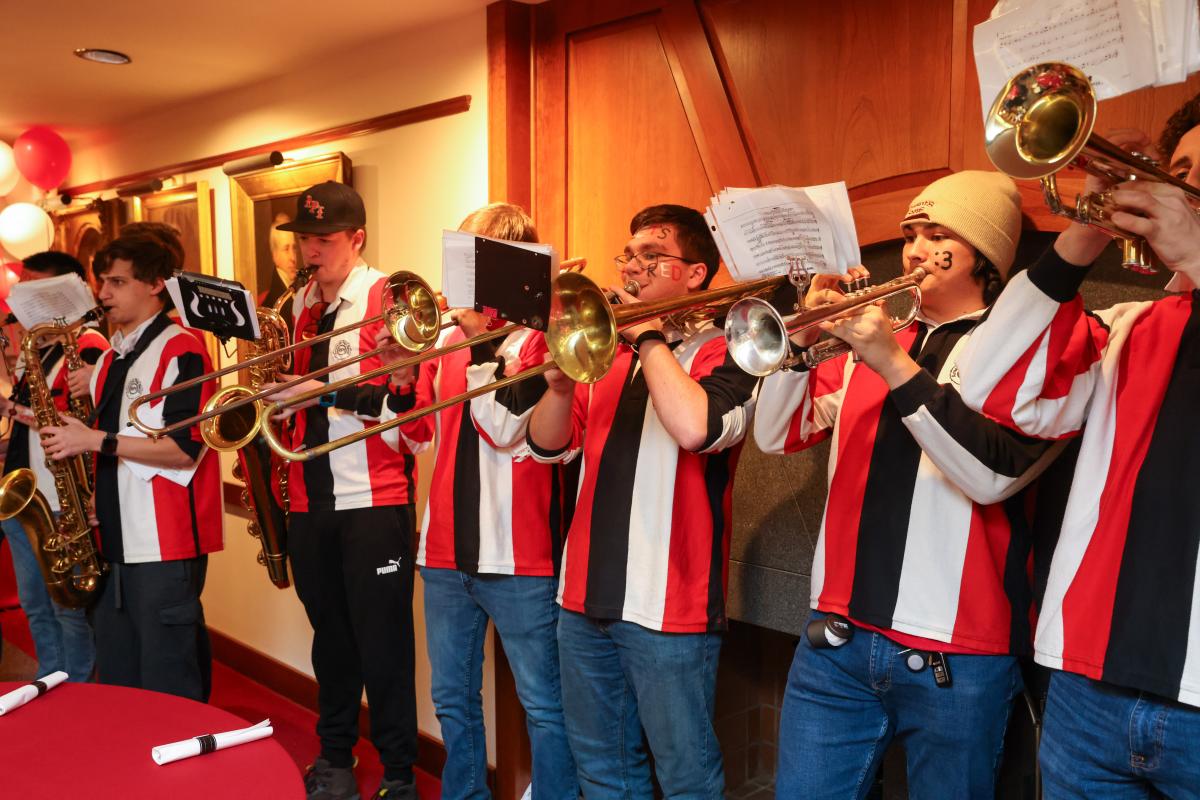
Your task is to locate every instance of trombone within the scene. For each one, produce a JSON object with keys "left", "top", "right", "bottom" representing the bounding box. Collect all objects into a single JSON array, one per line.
[
  {"left": 126, "top": 270, "right": 446, "bottom": 446},
  {"left": 984, "top": 61, "right": 1200, "bottom": 274},
  {"left": 258, "top": 270, "right": 792, "bottom": 462},
  {"left": 724, "top": 269, "right": 927, "bottom": 376}
]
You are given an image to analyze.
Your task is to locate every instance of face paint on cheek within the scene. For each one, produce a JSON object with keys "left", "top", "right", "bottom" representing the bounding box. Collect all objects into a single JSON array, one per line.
[
  {"left": 666, "top": 263, "right": 684, "bottom": 281},
  {"left": 934, "top": 251, "right": 953, "bottom": 270}
]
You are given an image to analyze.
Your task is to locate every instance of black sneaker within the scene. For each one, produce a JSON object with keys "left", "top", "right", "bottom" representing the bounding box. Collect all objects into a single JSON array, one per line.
[
  {"left": 304, "top": 757, "right": 360, "bottom": 800},
  {"left": 371, "top": 777, "right": 416, "bottom": 800}
]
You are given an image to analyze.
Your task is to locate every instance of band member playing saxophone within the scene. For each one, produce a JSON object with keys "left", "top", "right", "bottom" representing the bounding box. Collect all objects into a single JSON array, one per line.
[
  {"left": 756, "top": 172, "right": 1059, "bottom": 798},
  {"left": 40, "top": 228, "right": 223, "bottom": 702},
  {"left": 0, "top": 251, "right": 105, "bottom": 682}
]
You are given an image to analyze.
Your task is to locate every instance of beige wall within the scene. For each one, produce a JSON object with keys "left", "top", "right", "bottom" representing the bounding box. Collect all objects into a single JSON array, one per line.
[{"left": 67, "top": 8, "right": 496, "bottom": 761}]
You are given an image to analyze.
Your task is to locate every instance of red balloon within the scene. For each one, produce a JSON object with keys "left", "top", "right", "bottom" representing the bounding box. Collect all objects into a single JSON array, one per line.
[{"left": 13, "top": 126, "right": 72, "bottom": 191}]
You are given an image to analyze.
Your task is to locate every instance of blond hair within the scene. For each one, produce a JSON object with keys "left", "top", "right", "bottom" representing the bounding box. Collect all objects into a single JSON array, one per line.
[{"left": 458, "top": 203, "right": 539, "bottom": 243}]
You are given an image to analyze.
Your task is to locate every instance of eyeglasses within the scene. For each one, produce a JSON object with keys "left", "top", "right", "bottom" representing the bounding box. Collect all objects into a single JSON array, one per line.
[{"left": 612, "top": 251, "right": 689, "bottom": 271}]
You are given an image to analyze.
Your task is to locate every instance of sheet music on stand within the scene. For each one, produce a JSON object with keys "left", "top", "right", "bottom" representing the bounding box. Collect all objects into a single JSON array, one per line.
[
  {"left": 7, "top": 274, "right": 98, "bottom": 329},
  {"left": 166, "top": 272, "right": 260, "bottom": 342},
  {"left": 704, "top": 182, "right": 860, "bottom": 282},
  {"left": 441, "top": 231, "right": 558, "bottom": 329},
  {"left": 974, "top": 0, "right": 1200, "bottom": 121}
]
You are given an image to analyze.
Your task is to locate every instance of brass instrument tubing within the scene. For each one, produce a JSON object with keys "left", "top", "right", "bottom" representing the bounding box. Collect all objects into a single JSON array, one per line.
[
  {"left": 128, "top": 316, "right": 454, "bottom": 439},
  {"left": 261, "top": 273, "right": 791, "bottom": 462}
]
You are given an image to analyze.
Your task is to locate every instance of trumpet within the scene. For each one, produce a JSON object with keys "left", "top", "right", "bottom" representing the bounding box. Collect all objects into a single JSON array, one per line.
[
  {"left": 724, "top": 269, "right": 927, "bottom": 376},
  {"left": 126, "top": 270, "right": 446, "bottom": 446},
  {"left": 985, "top": 61, "right": 1200, "bottom": 274},
  {"left": 258, "top": 270, "right": 791, "bottom": 461}
]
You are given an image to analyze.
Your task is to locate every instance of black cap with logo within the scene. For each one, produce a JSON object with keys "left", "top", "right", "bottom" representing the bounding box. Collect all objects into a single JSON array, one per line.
[{"left": 276, "top": 181, "right": 366, "bottom": 234}]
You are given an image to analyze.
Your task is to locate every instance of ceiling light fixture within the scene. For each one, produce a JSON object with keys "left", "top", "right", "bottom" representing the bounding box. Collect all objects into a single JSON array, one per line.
[{"left": 73, "top": 48, "right": 131, "bottom": 65}]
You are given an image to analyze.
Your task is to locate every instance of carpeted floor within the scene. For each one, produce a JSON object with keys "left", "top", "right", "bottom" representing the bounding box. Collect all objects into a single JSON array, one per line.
[{"left": 0, "top": 608, "right": 440, "bottom": 799}]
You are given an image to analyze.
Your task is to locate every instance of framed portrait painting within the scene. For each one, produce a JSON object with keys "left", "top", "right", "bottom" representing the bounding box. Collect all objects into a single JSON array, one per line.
[
  {"left": 229, "top": 151, "right": 351, "bottom": 313},
  {"left": 51, "top": 197, "right": 126, "bottom": 288}
]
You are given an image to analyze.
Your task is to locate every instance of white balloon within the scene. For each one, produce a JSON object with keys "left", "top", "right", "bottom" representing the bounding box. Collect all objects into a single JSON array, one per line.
[
  {"left": 0, "top": 202, "right": 54, "bottom": 259},
  {"left": 0, "top": 143, "right": 17, "bottom": 196}
]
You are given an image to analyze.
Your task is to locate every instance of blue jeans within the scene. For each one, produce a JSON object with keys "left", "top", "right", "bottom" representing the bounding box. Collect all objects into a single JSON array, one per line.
[
  {"left": 422, "top": 568, "right": 576, "bottom": 800},
  {"left": 1040, "top": 671, "right": 1200, "bottom": 799},
  {"left": 776, "top": 611, "right": 1021, "bottom": 799},
  {"left": 556, "top": 608, "right": 724, "bottom": 799},
  {"left": 1, "top": 517, "right": 95, "bottom": 681}
]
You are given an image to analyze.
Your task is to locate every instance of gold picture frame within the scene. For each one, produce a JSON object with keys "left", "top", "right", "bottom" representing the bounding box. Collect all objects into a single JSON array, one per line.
[
  {"left": 51, "top": 198, "right": 126, "bottom": 289},
  {"left": 129, "top": 180, "right": 216, "bottom": 278},
  {"left": 229, "top": 151, "right": 351, "bottom": 311},
  {"left": 127, "top": 180, "right": 219, "bottom": 364}
]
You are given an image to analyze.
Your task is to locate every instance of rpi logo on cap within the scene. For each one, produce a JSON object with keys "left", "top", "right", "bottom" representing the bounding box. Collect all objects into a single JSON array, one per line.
[{"left": 304, "top": 195, "right": 326, "bottom": 220}]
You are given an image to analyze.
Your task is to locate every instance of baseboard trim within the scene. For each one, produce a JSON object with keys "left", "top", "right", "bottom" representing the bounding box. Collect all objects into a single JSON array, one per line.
[{"left": 209, "top": 627, "right": 477, "bottom": 784}]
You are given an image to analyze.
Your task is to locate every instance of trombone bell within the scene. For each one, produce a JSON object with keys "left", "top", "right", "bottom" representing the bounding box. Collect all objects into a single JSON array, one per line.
[
  {"left": 200, "top": 385, "right": 262, "bottom": 452},
  {"left": 545, "top": 271, "right": 618, "bottom": 384},
  {"left": 385, "top": 274, "right": 443, "bottom": 350}
]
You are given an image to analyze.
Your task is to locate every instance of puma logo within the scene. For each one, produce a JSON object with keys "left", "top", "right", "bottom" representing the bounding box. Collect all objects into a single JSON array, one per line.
[{"left": 376, "top": 557, "right": 403, "bottom": 576}]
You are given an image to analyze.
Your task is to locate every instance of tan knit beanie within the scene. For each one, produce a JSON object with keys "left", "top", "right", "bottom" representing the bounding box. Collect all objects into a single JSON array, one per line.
[{"left": 900, "top": 170, "right": 1022, "bottom": 276}]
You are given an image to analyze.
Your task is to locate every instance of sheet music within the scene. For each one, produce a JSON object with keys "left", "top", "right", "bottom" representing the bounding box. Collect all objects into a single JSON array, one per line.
[
  {"left": 974, "top": 0, "right": 1160, "bottom": 118},
  {"left": 7, "top": 274, "right": 96, "bottom": 329},
  {"left": 441, "top": 230, "right": 557, "bottom": 309},
  {"left": 1149, "top": 0, "right": 1189, "bottom": 85},
  {"left": 704, "top": 183, "right": 859, "bottom": 281}
]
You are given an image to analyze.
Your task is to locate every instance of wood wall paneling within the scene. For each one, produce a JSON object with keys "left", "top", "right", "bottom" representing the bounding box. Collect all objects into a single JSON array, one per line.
[
  {"left": 701, "top": 0, "right": 955, "bottom": 190},
  {"left": 565, "top": 14, "right": 716, "bottom": 289},
  {"left": 488, "top": 1, "right": 534, "bottom": 211},
  {"left": 534, "top": 0, "right": 753, "bottom": 288}
]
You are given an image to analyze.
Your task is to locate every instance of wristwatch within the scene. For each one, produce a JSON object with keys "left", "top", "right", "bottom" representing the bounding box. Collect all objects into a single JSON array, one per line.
[{"left": 100, "top": 431, "right": 118, "bottom": 456}]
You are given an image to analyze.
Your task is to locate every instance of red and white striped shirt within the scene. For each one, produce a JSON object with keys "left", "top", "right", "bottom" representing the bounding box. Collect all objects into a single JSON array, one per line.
[
  {"left": 530, "top": 325, "right": 758, "bottom": 634},
  {"left": 4, "top": 328, "right": 108, "bottom": 513},
  {"left": 958, "top": 248, "right": 1200, "bottom": 706},
  {"left": 92, "top": 313, "right": 223, "bottom": 564},
  {"left": 416, "top": 326, "right": 566, "bottom": 576},
  {"left": 755, "top": 313, "right": 1058, "bottom": 655},
  {"left": 286, "top": 264, "right": 432, "bottom": 512}
]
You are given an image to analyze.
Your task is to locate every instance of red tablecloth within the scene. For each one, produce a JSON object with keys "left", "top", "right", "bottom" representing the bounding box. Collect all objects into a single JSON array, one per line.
[{"left": 0, "top": 681, "right": 304, "bottom": 798}]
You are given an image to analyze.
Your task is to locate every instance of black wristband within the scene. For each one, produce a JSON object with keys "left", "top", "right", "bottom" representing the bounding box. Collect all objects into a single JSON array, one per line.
[
  {"left": 633, "top": 330, "right": 667, "bottom": 351},
  {"left": 100, "top": 431, "right": 118, "bottom": 456}
]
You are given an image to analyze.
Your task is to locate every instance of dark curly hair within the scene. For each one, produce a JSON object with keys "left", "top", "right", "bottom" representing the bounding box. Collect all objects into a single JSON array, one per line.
[
  {"left": 973, "top": 255, "right": 1004, "bottom": 306},
  {"left": 1159, "top": 91, "right": 1200, "bottom": 163},
  {"left": 629, "top": 204, "right": 720, "bottom": 289}
]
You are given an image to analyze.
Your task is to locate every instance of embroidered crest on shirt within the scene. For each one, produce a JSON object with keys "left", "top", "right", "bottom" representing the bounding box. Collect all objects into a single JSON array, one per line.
[
  {"left": 125, "top": 377, "right": 143, "bottom": 399},
  {"left": 333, "top": 339, "right": 352, "bottom": 361}
]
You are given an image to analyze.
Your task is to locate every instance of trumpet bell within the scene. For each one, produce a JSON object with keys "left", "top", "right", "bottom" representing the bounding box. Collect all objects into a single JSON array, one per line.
[
  {"left": 724, "top": 298, "right": 789, "bottom": 377},
  {"left": 384, "top": 272, "right": 443, "bottom": 350},
  {"left": 985, "top": 62, "right": 1096, "bottom": 180},
  {"left": 200, "top": 385, "right": 262, "bottom": 452},
  {"left": 545, "top": 271, "right": 618, "bottom": 384}
]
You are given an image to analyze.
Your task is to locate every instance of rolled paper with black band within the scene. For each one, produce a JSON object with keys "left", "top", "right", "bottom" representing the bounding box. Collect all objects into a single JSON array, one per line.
[
  {"left": 0, "top": 670, "right": 68, "bottom": 715},
  {"left": 151, "top": 719, "right": 274, "bottom": 765}
]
